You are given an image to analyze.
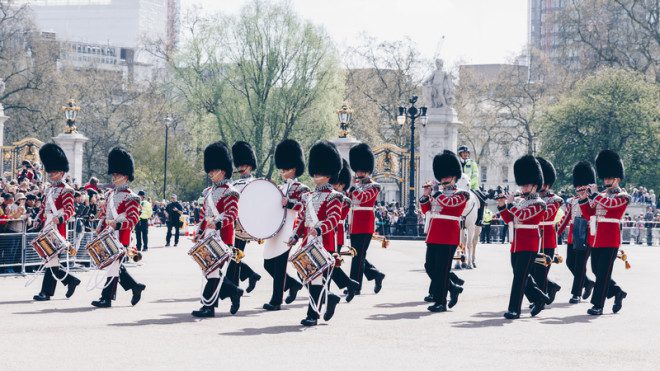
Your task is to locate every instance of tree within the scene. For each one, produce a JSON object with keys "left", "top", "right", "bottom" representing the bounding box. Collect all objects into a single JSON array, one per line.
[{"left": 539, "top": 68, "right": 659, "bottom": 190}]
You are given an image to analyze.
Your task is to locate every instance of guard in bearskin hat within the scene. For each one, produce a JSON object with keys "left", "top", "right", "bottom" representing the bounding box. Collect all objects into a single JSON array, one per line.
[
  {"left": 497, "top": 155, "right": 551, "bottom": 319},
  {"left": 32, "top": 143, "right": 81, "bottom": 302},
  {"left": 191, "top": 141, "right": 244, "bottom": 317},
  {"left": 418, "top": 151, "right": 470, "bottom": 312},
  {"left": 557, "top": 161, "right": 596, "bottom": 304},
  {"left": 227, "top": 141, "right": 261, "bottom": 293},
  {"left": 347, "top": 143, "right": 386, "bottom": 295},
  {"left": 578, "top": 149, "right": 629, "bottom": 315},
  {"left": 287, "top": 140, "right": 343, "bottom": 326},
  {"left": 260, "top": 139, "right": 307, "bottom": 311},
  {"left": 330, "top": 159, "right": 361, "bottom": 303},
  {"left": 91, "top": 147, "right": 146, "bottom": 308}
]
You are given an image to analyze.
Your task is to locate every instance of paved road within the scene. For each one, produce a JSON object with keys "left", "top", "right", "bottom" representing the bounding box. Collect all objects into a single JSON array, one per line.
[{"left": 1, "top": 227, "right": 658, "bottom": 370}]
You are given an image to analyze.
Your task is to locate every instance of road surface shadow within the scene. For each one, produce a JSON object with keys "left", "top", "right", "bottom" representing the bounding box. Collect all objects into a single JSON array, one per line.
[
  {"left": 471, "top": 311, "right": 507, "bottom": 319},
  {"left": 409, "top": 269, "right": 426, "bottom": 273},
  {"left": 151, "top": 297, "right": 200, "bottom": 304},
  {"left": 14, "top": 306, "right": 99, "bottom": 314},
  {"left": 1, "top": 300, "right": 37, "bottom": 305},
  {"left": 374, "top": 301, "right": 427, "bottom": 309},
  {"left": 366, "top": 311, "right": 434, "bottom": 321},
  {"left": 221, "top": 324, "right": 322, "bottom": 336},
  {"left": 108, "top": 312, "right": 200, "bottom": 326},
  {"left": 538, "top": 314, "right": 609, "bottom": 325},
  {"left": 451, "top": 317, "right": 514, "bottom": 328}
]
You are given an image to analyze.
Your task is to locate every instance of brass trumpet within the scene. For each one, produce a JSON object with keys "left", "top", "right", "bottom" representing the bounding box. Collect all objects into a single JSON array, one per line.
[
  {"left": 372, "top": 234, "right": 390, "bottom": 248},
  {"left": 339, "top": 246, "right": 358, "bottom": 257},
  {"left": 534, "top": 253, "right": 563, "bottom": 267},
  {"left": 617, "top": 250, "right": 631, "bottom": 269},
  {"left": 232, "top": 247, "right": 245, "bottom": 263},
  {"left": 127, "top": 247, "right": 143, "bottom": 263}
]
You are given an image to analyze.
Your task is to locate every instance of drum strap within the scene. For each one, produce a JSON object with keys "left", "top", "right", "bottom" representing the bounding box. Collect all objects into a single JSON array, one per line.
[
  {"left": 45, "top": 188, "right": 62, "bottom": 224},
  {"left": 205, "top": 188, "right": 225, "bottom": 223},
  {"left": 305, "top": 195, "right": 320, "bottom": 226}
]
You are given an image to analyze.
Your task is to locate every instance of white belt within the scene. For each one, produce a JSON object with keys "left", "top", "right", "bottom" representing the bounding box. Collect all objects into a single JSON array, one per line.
[
  {"left": 596, "top": 217, "right": 621, "bottom": 224},
  {"left": 351, "top": 207, "right": 373, "bottom": 211},
  {"left": 429, "top": 214, "right": 462, "bottom": 222},
  {"left": 539, "top": 221, "right": 555, "bottom": 226},
  {"left": 513, "top": 224, "right": 539, "bottom": 230}
]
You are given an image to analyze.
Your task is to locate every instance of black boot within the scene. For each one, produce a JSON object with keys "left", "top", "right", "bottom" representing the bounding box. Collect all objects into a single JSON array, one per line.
[
  {"left": 587, "top": 306, "right": 603, "bottom": 315},
  {"left": 582, "top": 280, "right": 594, "bottom": 300},
  {"left": 323, "top": 294, "right": 340, "bottom": 321},
  {"left": 91, "top": 299, "right": 111, "bottom": 308},
  {"left": 428, "top": 303, "right": 447, "bottom": 312},
  {"left": 569, "top": 295, "right": 580, "bottom": 304},
  {"left": 191, "top": 306, "right": 215, "bottom": 318},
  {"left": 285, "top": 285, "right": 301, "bottom": 304},
  {"left": 230, "top": 288, "right": 243, "bottom": 315},
  {"left": 33, "top": 293, "right": 50, "bottom": 301},
  {"left": 448, "top": 286, "right": 464, "bottom": 309},
  {"left": 246, "top": 273, "right": 261, "bottom": 293},
  {"left": 424, "top": 294, "right": 435, "bottom": 303},
  {"left": 503, "top": 311, "right": 520, "bottom": 320},
  {"left": 612, "top": 291, "right": 627, "bottom": 313},
  {"left": 263, "top": 303, "right": 281, "bottom": 311},
  {"left": 131, "top": 284, "right": 146, "bottom": 306},
  {"left": 301, "top": 317, "right": 318, "bottom": 327},
  {"left": 65, "top": 277, "right": 81, "bottom": 299},
  {"left": 530, "top": 302, "right": 545, "bottom": 317},
  {"left": 547, "top": 282, "right": 561, "bottom": 304},
  {"left": 374, "top": 273, "right": 385, "bottom": 294},
  {"left": 345, "top": 279, "right": 359, "bottom": 303}
]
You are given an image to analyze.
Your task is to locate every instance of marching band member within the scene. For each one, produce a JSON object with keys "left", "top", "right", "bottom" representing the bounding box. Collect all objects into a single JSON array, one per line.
[
  {"left": 331, "top": 159, "right": 360, "bottom": 302},
  {"left": 497, "top": 155, "right": 551, "bottom": 319},
  {"left": 261, "top": 139, "right": 306, "bottom": 311},
  {"left": 191, "top": 142, "right": 244, "bottom": 317},
  {"left": 228, "top": 141, "right": 262, "bottom": 293},
  {"left": 419, "top": 151, "right": 469, "bottom": 312},
  {"left": 287, "top": 140, "right": 342, "bottom": 327},
  {"left": 579, "top": 150, "right": 629, "bottom": 315},
  {"left": 525, "top": 157, "right": 562, "bottom": 308},
  {"left": 92, "top": 147, "right": 146, "bottom": 308},
  {"left": 347, "top": 143, "right": 385, "bottom": 295},
  {"left": 557, "top": 161, "right": 595, "bottom": 304},
  {"left": 32, "top": 144, "right": 81, "bottom": 301}
]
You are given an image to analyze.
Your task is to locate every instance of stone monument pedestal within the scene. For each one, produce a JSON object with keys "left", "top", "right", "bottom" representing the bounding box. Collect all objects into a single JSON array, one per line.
[
  {"left": 53, "top": 132, "right": 88, "bottom": 184},
  {"left": 418, "top": 107, "right": 460, "bottom": 185},
  {"left": 332, "top": 136, "right": 360, "bottom": 162}
]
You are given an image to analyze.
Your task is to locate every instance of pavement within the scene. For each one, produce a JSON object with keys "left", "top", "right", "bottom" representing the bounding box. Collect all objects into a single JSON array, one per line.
[{"left": 1, "top": 227, "right": 658, "bottom": 370}]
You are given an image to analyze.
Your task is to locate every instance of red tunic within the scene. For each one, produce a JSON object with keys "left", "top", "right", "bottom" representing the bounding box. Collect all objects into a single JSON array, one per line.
[
  {"left": 348, "top": 178, "right": 381, "bottom": 235},
  {"left": 540, "top": 191, "right": 563, "bottom": 249},
  {"left": 97, "top": 187, "right": 140, "bottom": 247},
  {"left": 558, "top": 197, "right": 594, "bottom": 246},
  {"left": 36, "top": 182, "right": 75, "bottom": 238},
  {"left": 197, "top": 181, "right": 239, "bottom": 246},
  {"left": 579, "top": 187, "right": 629, "bottom": 248},
  {"left": 294, "top": 184, "right": 342, "bottom": 253},
  {"left": 419, "top": 186, "right": 469, "bottom": 245},
  {"left": 498, "top": 194, "right": 546, "bottom": 253}
]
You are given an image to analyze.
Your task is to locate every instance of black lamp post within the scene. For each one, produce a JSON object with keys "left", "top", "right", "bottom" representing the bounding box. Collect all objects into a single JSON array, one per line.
[
  {"left": 397, "top": 96, "right": 428, "bottom": 236},
  {"left": 163, "top": 116, "right": 173, "bottom": 198}
]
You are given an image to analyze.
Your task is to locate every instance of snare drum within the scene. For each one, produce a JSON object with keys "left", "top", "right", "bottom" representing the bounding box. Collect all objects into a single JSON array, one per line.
[
  {"left": 31, "top": 226, "right": 69, "bottom": 262},
  {"left": 188, "top": 232, "right": 233, "bottom": 276},
  {"left": 288, "top": 239, "right": 334, "bottom": 284},
  {"left": 236, "top": 178, "right": 286, "bottom": 241},
  {"left": 86, "top": 230, "right": 125, "bottom": 269}
]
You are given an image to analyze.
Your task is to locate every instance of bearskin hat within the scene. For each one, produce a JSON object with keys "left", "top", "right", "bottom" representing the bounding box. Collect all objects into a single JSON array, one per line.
[
  {"left": 335, "top": 159, "right": 352, "bottom": 189},
  {"left": 572, "top": 161, "right": 596, "bottom": 188},
  {"left": 232, "top": 141, "right": 257, "bottom": 170},
  {"left": 433, "top": 150, "right": 462, "bottom": 181},
  {"left": 39, "top": 143, "right": 69, "bottom": 173},
  {"left": 595, "top": 149, "right": 624, "bottom": 180},
  {"left": 308, "top": 140, "right": 341, "bottom": 180},
  {"left": 536, "top": 157, "right": 556, "bottom": 187},
  {"left": 349, "top": 142, "right": 375, "bottom": 173},
  {"left": 107, "top": 146, "right": 135, "bottom": 182},
  {"left": 204, "top": 141, "right": 233, "bottom": 178},
  {"left": 513, "top": 155, "right": 543, "bottom": 189},
  {"left": 275, "top": 139, "right": 305, "bottom": 177}
]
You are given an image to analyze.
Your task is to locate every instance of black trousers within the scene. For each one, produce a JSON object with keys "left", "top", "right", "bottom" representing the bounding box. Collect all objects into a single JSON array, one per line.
[
  {"left": 166, "top": 221, "right": 180, "bottom": 245},
  {"left": 428, "top": 272, "right": 463, "bottom": 295},
  {"left": 590, "top": 247, "right": 622, "bottom": 308},
  {"left": 508, "top": 251, "right": 547, "bottom": 313},
  {"left": 101, "top": 265, "right": 140, "bottom": 301},
  {"left": 200, "top": 275, "right": 241, "bottom": 308},
  {"left": 425, "top": 244, "right": 457, "bottom": 305},
  {"left": 40, "top": 266, "right": 79, "bottom": 296},
  {"left": 226, "top": 239, "right": 257, "bottom": 284},
  {"left": 527, "top": 248, "right": 560, "bottom": 298},
  {"left": 263, "top": 250, "right": 302, "bottom": 305},
  {"left": 135, "top": 219, "right": 149, "bottom": 251},
  {"left": 349, "top": 234, "right": 382, "bottom": 290},
  {"left": 331, "top": 266, "right": 353, "bottom": 290},
  {"left": 566, "top": 243, "right": 595, "bottom": 297},
  {"left": 306, "top": 271, "right": 338, "bottom": 320},
  {"left": 480, "top": 224, "right": 491, "bottom": 243}
]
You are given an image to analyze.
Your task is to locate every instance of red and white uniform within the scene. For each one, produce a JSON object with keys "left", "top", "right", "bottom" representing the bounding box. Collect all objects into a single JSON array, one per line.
[
  {"left": 294, "top": 183, "right": 342, "bottom": 253},
  {"left": 263, "top": 179, "right": 309, "bottom": 259},
  {"left": 419, "top": 185, "right": 469, "bottom": 245},
  {"left": 97, "top": 185, "right": 140, "bottom": 247},
  {"left": 348, "top": 177, "right": 381, "bottom": 235},
  {"left": 336, "top": 193, "right": 351, "bottom": 247},
  {"left": 498, "top": 194, "right": 547, "bottom": 253},
  {"left": 36, "top": 181, "right": 75, "bottom": 268},
  {"left": 197, "top": 179, "right": 239, "bottom": 246},
  {"left": 558, "top": 197, "right": 595, "bottom": 246},
  {"left": 540, "top": 192, "right": 563, "bottom": 249},
  {"left": 579, "top": 187, "right": 630, "bottom": 248}
]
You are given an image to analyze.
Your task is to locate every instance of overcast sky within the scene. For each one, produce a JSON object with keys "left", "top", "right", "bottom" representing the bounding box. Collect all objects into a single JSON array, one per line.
[{"left": 182, "top": 0, "right": 529, "bottom": 68}]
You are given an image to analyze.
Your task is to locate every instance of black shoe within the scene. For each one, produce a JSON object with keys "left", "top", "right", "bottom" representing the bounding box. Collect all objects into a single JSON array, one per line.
[
  {"left": 547, "top": 284, "right": 561, "bottom": 304},
  {"left": 165, "top": 243, "right": 170, "bottom": 247},
  {"left": 461, "top": 263, "right": 468, "bottom": 269},
  {"left": 569, "top": 295, "right": 580, "bottom": 304},
  {"left": 454, "top": 276, "right": 465, "bottom": 286},
  {"left": 33, "top": 293, "right": 50, "bottom": 301},
  {"left": 587, "top": 306, "right": 603, "bottom": 315},
  {"left": 448, "top": 286, "right": 463, "bottom": 309},
  {"left": 424, "top": 295, "right": 435, "bottom": 303},
  {"left": 582, "top": 280, "right": 594, "bottom": 300},
  {"left": 246, "top": 273, "right": 261, "bottom": 293},
  {"left": 323, "top": 294, "right": 340, "bottom": 321},
  {"left": 285, "top": 285, "right": 301, "bottom": 304},
  {"left": 301, "top": 317, "right": 318, "bottom": 327},
  {"left": 263, "top": 303, "right": 281, "bottom": 311},
  {"left": 65, "top": 277, "right": 81, "bottom": 299},
  {"left": 345, "top": 280, "right": 359, "bottom": 303},
  {"left": 374, "top": 273, "right": 385, "bottom": 294},
  {"left": 465, "top": 264, "right": 473, "bottom": 270},
  {"left": 131, "top": 284, "right": 146, "bottom": 306},
  {"left": 91, "top": 299, "right": 111, "bottom": 308},
  {"left": 542, "top": 292, "right": 552, "bottom": 305},
  {"left": 454, "top": 263, "right": 462, "bottom": 270},
  {"left": 174, "top": 244, "right": 178, "bottom": 247},
  {"left": 530, "top": 303, "right": 545, "bottom": 317},
  {"left": 472, "top": 262, "right": 477, "bottom": 269},
  {"left": 503, "top": 311, "right": 520, "bottom": 320},
  {"left": 191, "top": 306, "right": 215, "bottom": 318},
  {"left": 230, "top": 289, "right": 243, "bottom": 315},
  {"left": 613, "top": 291, "right": 627, "bottom": 313},
  {"left": 428, "top": 303, "right": 447, "bottom": 312}
]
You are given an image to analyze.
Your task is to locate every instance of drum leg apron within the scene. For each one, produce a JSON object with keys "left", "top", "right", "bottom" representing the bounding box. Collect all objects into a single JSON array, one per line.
[{"left": 204, "top": 267, "right": 240, "bottom": 307}]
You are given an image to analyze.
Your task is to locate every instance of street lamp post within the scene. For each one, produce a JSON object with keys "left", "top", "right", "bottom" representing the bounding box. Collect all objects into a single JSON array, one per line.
[
  {"left": 61, "top": 100, "right": 81, "bottom": 134},
  {"left": 397, "top": 96, "right": 428, "bottom": 236},
  {"left": 336, "top": 104, "right": 353, "bottom": 138},
  {"left": 163, "top": 116, "right": 173, "bottom": 198}
]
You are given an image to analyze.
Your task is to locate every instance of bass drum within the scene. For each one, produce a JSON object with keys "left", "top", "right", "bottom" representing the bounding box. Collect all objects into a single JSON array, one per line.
[{"left": 236, "top": 179, "right": 286, "bottom": 241}]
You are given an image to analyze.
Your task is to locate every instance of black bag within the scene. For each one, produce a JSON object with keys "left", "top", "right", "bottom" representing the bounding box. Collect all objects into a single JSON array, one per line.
[{"left": 572, "top": 217, "right": 588, "bottom": 251}]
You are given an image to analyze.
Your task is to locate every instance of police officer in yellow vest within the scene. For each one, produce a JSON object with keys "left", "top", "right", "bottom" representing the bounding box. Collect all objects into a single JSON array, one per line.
[
  {"left": 458, "top": 145, "right": 486, "bottom": 225},
  {"left": 480, "top": 208, "right": 494, "bottom": 243},
  {"left": 135, "top": 190, "right": 152, "bottom": 251}
]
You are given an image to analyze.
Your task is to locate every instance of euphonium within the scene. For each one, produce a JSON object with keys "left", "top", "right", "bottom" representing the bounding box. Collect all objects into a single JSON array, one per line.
[{"left": 617, "top": 250, "right": 631, "bottom": 269}]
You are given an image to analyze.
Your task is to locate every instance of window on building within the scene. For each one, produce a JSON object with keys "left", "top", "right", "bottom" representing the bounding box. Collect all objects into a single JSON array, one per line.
[
  {"left": 480, "top": 166, "right": 488, "bottom": 183},
  {"left": 502, "top": 166, "right": 509, "bottom": 183}
]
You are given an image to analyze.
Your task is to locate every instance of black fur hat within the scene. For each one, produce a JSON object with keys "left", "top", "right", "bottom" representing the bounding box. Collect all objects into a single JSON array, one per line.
[
  {"left": 349, "top": 142, "right": 375, "bottom": 173},
  {"left": 595, "top": 149, "right": 624, "bottom": 179},
  {"left": 513, "top": 155, "right": 543, "bottom": 189},
  {"left": 39, "top": 143, "right": 69, "bottom": 173},
  {"left": 232, "top": 141, "right": 257, "bottom": 170},
  {"left": 536, "top": 157, "right": 556, "bottom": 187},
  {"left": 204, "top": 141, "right": 233, "bottom": 177},
  {"left": 433, "top": 150, "right": 462, "bottom": 181},
  {"left": 308, "top": 140, "right": 341, "bottom": 180},
  {"left": 572, "top": 161, "right": 596, "bottom": 187},
  {"left": 107, "top": 146, "right": 134, "bottom": 182},
  {"left": 335, "top": 159, "right": 352, "bottom": 189},
  {"left": 275, "top": 139, "right": 305, "bottom": 177}
]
